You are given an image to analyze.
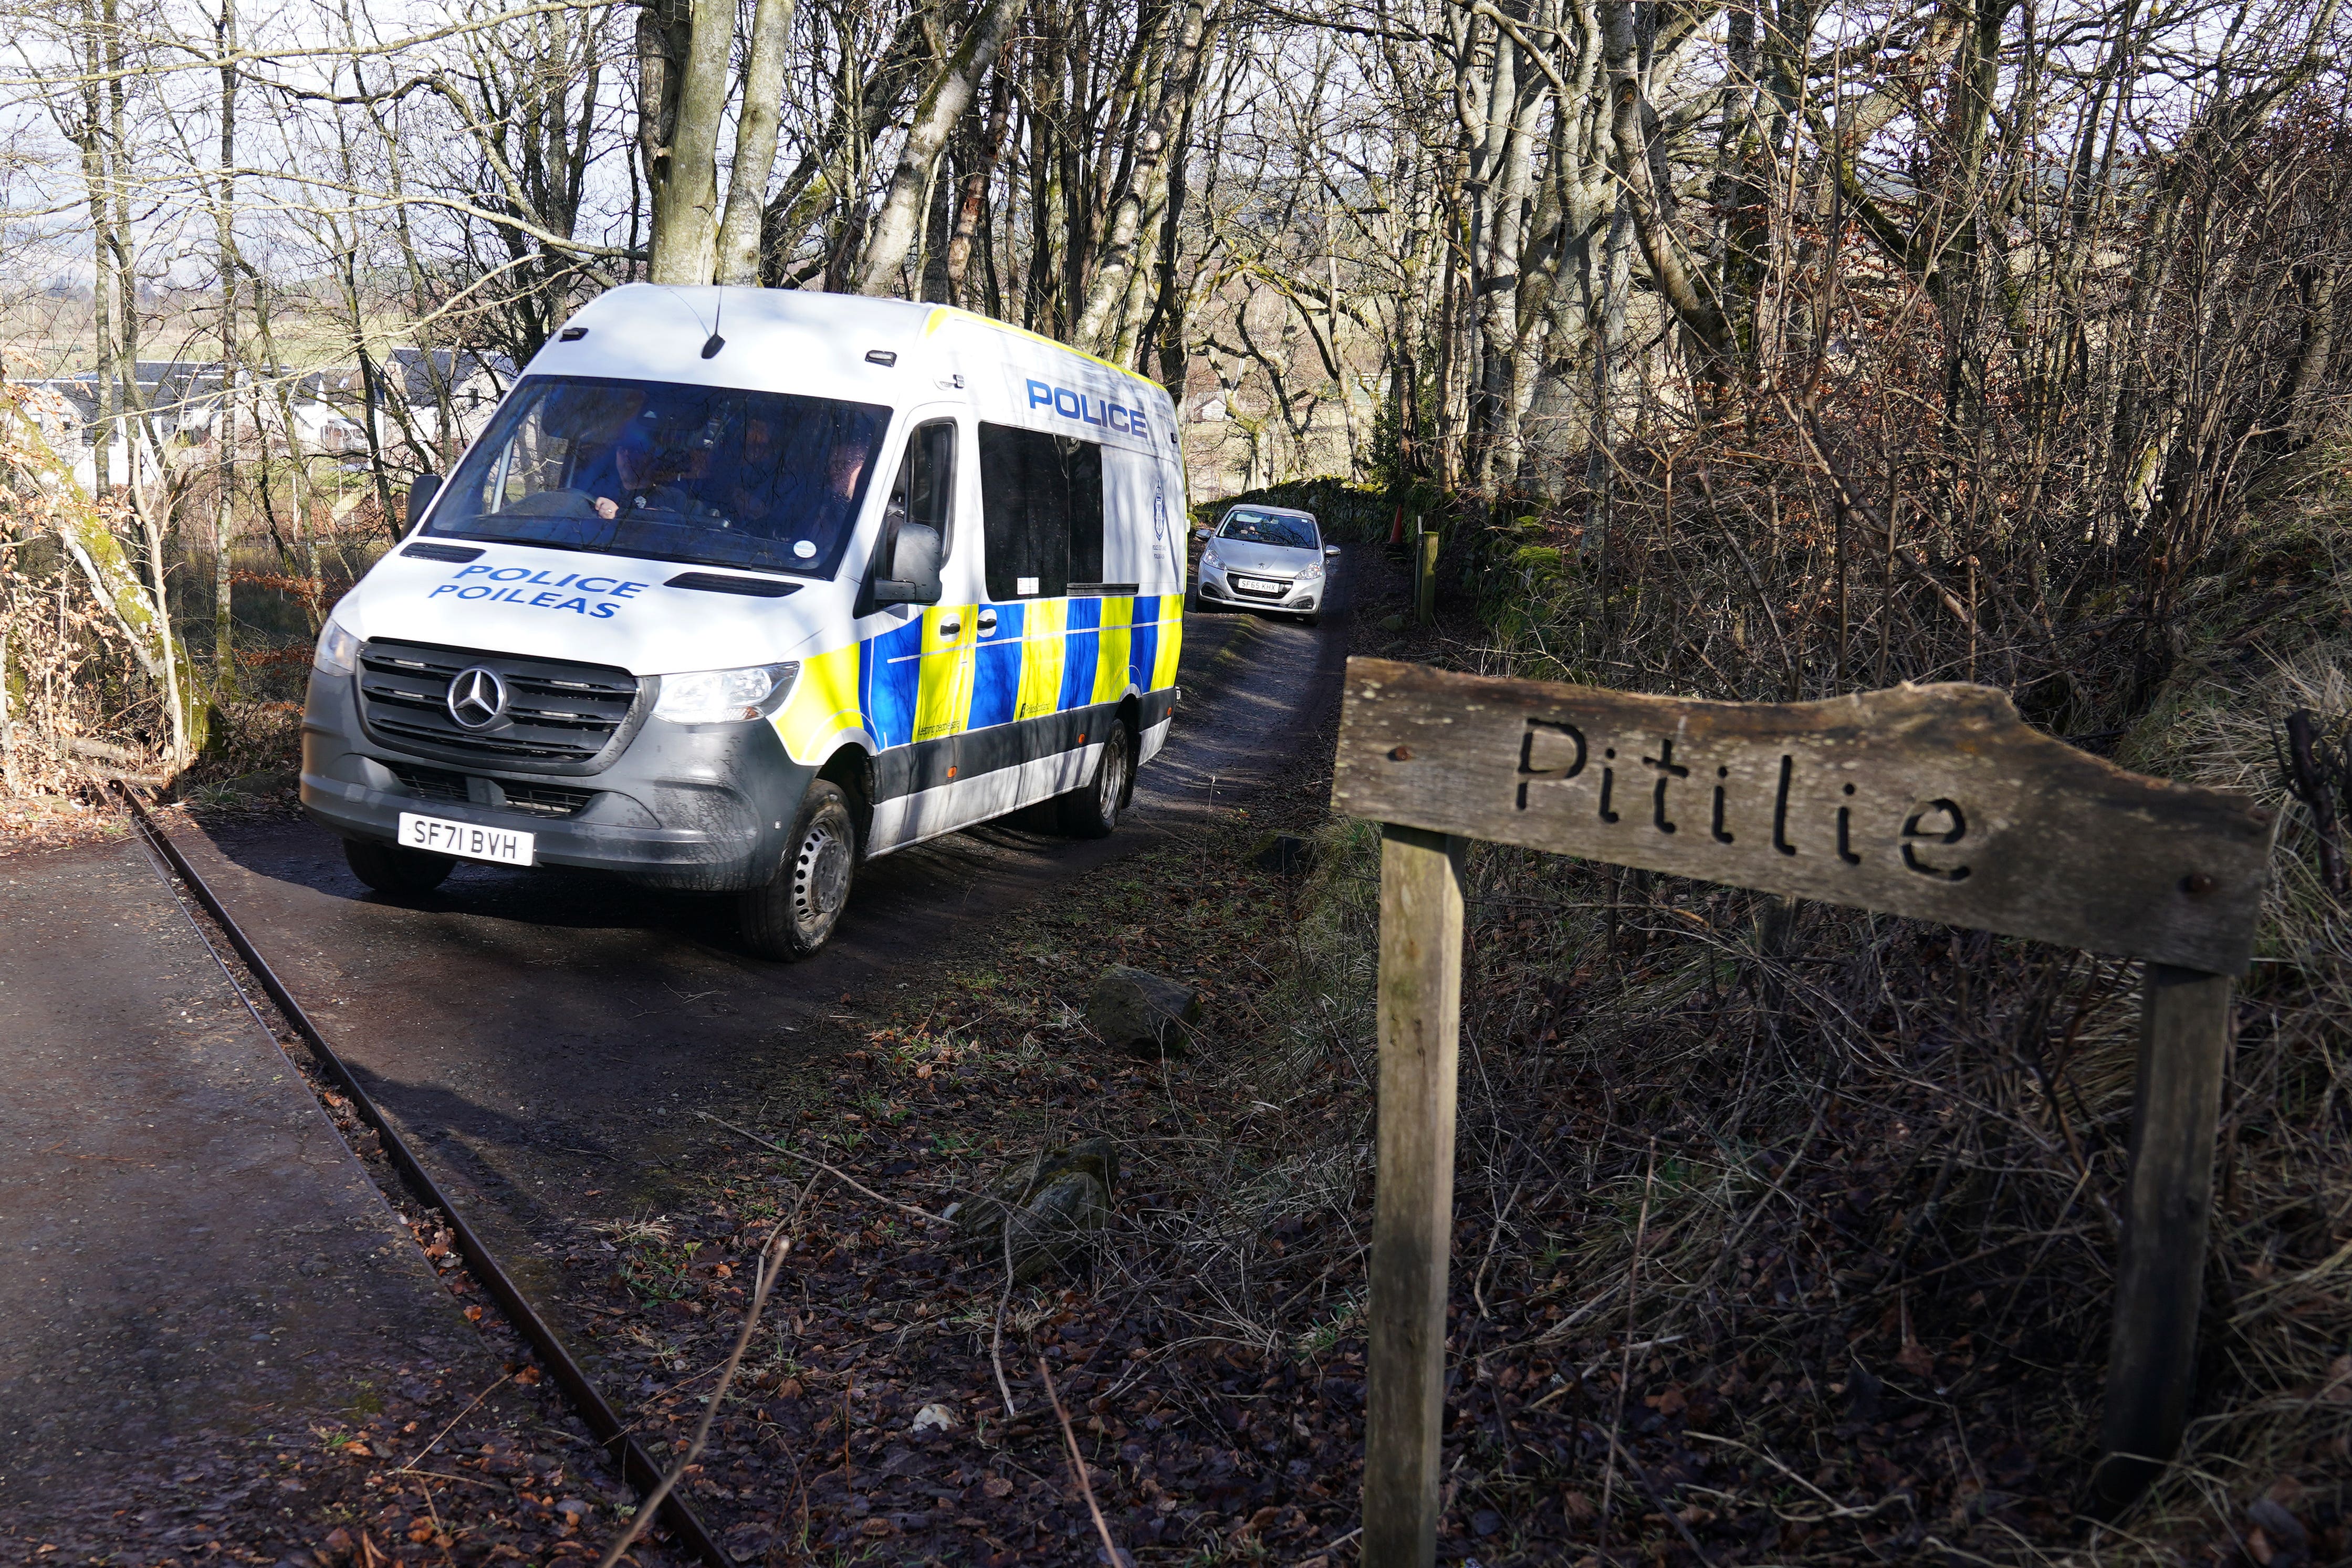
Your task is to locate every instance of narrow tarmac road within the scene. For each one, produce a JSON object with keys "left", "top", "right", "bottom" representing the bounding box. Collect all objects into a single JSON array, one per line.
[{"left": 0, "top": 835, "right": 530, "bottom": 1546}]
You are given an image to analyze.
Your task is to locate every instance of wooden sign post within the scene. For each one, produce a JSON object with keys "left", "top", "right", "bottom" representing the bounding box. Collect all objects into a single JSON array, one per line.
[{"left": 1331, "top": 657, "right": 2275, "bottom": 1565}]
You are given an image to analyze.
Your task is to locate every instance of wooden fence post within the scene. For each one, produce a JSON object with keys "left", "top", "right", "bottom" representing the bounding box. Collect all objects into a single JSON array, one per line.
[
  {"left": 2095, "top": 963, "right": 2235, "bottom": 1510},
  {"left": 1416, "top": 531, "right": 1440, "bottom": 624},
  {"left": 1364, "top": 824, "right": 1467, "bottom": 1568}
]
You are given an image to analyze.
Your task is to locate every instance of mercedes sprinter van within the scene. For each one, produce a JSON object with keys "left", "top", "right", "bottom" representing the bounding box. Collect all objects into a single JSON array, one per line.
[{"left": 300, "top": 286, "right": 1187, "bottom": 958}]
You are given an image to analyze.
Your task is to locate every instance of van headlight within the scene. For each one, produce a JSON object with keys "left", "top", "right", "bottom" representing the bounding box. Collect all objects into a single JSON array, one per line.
[
  {"left": 313, "top": 617, "right": 361, "bottom": 676},
  {"left": 653, "top": 662, "right": 799, "bottom": 724}
]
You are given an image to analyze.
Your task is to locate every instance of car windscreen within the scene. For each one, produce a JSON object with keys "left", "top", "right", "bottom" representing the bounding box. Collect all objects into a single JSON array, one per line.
[
  {"left": 1218, "top": 509, "right": 1317, "bottom": 549},
  {"left": 426, "top": 375, "right": 891, "bottom": 579}
]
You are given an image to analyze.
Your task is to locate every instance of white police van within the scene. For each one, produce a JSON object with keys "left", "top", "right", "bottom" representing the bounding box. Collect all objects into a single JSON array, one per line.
[{"left": 301, "top": 286, "right": 1187, "bottom": 958}]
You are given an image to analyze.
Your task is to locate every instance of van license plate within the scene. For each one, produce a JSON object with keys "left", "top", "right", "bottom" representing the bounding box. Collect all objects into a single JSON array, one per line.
[{"left": 397, "top": 812, "right": 535, "bottom": 866}]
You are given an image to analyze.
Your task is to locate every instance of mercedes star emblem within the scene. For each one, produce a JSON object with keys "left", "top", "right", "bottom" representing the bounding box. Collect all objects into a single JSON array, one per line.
[{"left": 446, "top": 666, "right": 509, "bottom": 729}]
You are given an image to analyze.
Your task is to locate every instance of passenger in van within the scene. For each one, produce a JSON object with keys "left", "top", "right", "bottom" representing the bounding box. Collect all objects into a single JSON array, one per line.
[
  {"left": 709, "top": 413, "right": 787, "bottom": 527},
  {"left": 714, "top": 413, "right": 873, "bottom": 562}
]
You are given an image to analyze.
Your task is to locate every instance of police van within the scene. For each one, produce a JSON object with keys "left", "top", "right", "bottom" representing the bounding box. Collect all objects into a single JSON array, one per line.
[{"left": 300, "top": 285, "right": 1187, "bottom": 958}]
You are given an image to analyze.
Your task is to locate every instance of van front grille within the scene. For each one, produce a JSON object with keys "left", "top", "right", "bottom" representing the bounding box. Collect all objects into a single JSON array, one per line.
[
  {"left": 356, "top": 640, "right": 643, "bottom": 772},
  {"left": 500, "top": 783, "right": 594, "bottom": 818},
  {"left": 385, "top": 762, "right": 469, "bottom": 804}
]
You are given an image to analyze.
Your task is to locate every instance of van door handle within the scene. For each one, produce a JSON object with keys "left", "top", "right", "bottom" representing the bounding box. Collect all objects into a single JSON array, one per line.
[
  {"left": 937, "top": 617, "right": 961, "bottom": 637},
  {"left": 976, "top": 610, "right": 998, "bottom": 633}
]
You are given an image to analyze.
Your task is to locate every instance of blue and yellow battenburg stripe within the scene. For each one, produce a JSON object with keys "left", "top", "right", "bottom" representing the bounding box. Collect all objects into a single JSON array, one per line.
[{"left": 775, "top": 593, "right": 1182, "bottom": 764}]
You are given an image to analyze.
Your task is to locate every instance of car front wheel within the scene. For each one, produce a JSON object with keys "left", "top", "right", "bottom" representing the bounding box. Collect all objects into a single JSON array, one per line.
[{"left": 740, "top": 781, "right": 858, "bottom": 959}]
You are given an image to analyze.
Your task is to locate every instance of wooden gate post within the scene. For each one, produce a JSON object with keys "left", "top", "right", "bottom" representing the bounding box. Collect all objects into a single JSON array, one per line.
[
  {"left": 1364, "top": 824, "right": 1467, "bottom": 1568},
  {"left": 2095, "top": 964, "right": 2235, "bottom": 1510}
]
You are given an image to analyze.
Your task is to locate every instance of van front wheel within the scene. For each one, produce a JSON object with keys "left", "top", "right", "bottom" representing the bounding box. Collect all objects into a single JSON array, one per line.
[
  {"left": 344, "top": 837, "right": 453, "bottom": 895},
  {"left": 1058, "top": 722, "right": 1131, "bottom": 839},
  {"left": 741, "top": 781, "right": 856, "bottom": 959}
]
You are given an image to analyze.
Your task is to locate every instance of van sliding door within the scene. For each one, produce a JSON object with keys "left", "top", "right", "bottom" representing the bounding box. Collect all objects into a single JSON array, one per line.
[{"left": 972, "top": 423, "right": 1117, "bottom": 811}]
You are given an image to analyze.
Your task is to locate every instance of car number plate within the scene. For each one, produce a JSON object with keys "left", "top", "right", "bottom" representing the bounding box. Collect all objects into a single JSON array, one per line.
[
  {"left": 397, "top": 811, "right": 535, "bottom": 866},
  {"left": 1235, "top": 576, "right": 1283, "bottom": 592}
]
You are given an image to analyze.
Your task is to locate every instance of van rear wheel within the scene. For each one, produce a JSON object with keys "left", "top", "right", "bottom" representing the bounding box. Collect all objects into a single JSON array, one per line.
[
  {"left": 1058, "top": 722, "right": 1131, "bottom": 839},
  {"left": 344, "top": 837, "right": 453, "bottom": 895},
  {"left": 741, "top": 781, "right": 856, "bottom": 959}
]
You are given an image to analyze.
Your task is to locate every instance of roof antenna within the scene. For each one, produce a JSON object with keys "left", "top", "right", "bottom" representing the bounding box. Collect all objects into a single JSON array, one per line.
[{"left": 701, "top": 289, "right": 725, "bottom": 359}]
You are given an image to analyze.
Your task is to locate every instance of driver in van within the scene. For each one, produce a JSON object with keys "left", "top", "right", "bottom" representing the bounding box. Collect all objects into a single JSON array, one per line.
[
  {"left": 591, "top": 415, "right": 713, "bottom": 520},
  {"left": 494, "top": 384, "right": 642, "bottom": 518}
]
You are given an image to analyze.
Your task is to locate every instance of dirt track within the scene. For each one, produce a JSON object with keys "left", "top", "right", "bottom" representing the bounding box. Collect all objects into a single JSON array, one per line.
[{"left": 156, "top": 576, "right": 1345, "bottom": 1281}]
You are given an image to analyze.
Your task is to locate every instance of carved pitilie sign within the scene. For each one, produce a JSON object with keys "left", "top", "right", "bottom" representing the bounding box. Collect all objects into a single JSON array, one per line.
[
  {"left": 1331, "top": 657, "right": 2278, "bottom": 1567},
  {"left": 1333, "top": 658, "right": 2273, "bottom": 974}
]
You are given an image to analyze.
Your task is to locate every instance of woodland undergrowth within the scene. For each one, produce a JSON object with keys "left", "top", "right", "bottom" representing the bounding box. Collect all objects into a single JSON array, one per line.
[
  {"left": 583, "top": 493, "right": 2346, "bottom": 1565},
  {"left": 1203, "top": 436, "right": 2352, "bottom": 1561}
]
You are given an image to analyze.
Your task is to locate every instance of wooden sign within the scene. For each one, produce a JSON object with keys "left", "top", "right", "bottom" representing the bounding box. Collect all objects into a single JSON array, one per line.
[
  {"left": 1333, "top": 658, "right": 2272, "bottom": 974},
  {"left": 1332, "top": 658, "right": 2275, "bottom": 1567}
]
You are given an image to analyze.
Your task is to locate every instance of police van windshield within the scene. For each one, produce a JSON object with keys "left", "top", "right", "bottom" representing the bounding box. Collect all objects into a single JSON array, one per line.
[
  {"left": 427, "top": 375, "right": 891, "bottom": 578},
  {"left": 1218, "top": 509, "right": 1318, "bottom": 549}
]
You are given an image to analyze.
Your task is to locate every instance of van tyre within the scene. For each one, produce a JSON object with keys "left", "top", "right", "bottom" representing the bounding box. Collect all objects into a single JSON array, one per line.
[
  {"left": 344, "top": 837, "right": 454, "bottom": 895},
  {"left": 1058, "top": 722, "right": 1131, "bottom": 839},
  {"left": 741, "top": 781, "right": 856, "bottom": 959}
]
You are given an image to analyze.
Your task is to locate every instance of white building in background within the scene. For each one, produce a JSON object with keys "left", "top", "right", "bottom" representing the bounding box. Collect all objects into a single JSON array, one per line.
[
  {"left": 285, "top": 349, "right": 514, "bottom": 456},
  {"left": 13, "top": 349, "right": 513, "bottom": 492}
]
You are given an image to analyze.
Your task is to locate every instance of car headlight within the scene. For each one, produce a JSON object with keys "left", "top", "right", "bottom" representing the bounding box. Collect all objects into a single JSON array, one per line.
[
  {"left": 653, "top": 662, "right": 799, "bottom": 724},
  {"left": 1199, "top": 549, "right": 1221, "bottom": 572},
  {"left": 1297, "top": 560, "right": 1325, "bottom": 583},
  {"left": 313, "top": 617, "right": 360, "bottom": 676}
]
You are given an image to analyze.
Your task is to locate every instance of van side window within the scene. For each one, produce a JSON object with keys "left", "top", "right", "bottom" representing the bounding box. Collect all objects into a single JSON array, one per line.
[
  {"left": 978, "top": 422, "right": 1104, "bottom": 599},
  {"left": 882, "top": 419, "right": 957, "bottom": 565}
]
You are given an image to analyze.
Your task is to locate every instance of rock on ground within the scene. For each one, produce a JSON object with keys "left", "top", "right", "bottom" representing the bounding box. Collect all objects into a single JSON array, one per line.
[
  {"left": 952, "top": 1135, "right": 1119, "bottom": 1280},
  {"left": 1086, "top": 965, "right": 1202, "bottom": 1056}
]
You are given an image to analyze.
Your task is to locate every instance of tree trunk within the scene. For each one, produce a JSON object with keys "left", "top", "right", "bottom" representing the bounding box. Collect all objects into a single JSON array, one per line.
[
  {"left": 213, "top": 0, "right": 238, "bottom": 687},
  {"left": 1073, "top": 0, "right": 1222, "bottom": 350},
  {"left": 716, "top": 0, "right": 798, "bottom": 286},
  {"left": 855, "top": 0, "right": 1031, "bottom": 296},
  {"left": 1600, "top": 0, "right": 1732, "bottom": 374},
  {"left": 647, "top": 0, "right": 731, "bottom": 285},
  {"left": 946, "top": 65, "right": 1015, "bottom": 307},
  {"left": 2, "top": 383, "right": 205, "bottom": 751}
]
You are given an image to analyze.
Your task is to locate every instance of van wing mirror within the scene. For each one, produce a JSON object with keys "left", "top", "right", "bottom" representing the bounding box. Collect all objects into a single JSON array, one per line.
[
  {"left": 407, "top": 473, "right": 442, "bottom": 529},
  {"left": 872, "top": 522, "right": 943, "bottom": 605}
]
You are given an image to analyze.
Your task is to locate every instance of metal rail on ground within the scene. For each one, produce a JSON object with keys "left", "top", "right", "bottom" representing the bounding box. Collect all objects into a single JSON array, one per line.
[{"left": 116, "top": 785, "right": 736, "bottom": 1568}]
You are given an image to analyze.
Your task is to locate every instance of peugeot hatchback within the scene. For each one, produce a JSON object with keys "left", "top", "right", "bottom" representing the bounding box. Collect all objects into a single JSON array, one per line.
[{"left": 1193, "top": 505, "right": 1337, "bottom": 623}]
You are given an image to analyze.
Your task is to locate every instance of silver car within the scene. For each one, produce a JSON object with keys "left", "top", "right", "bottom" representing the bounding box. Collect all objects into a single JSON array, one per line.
[{"left": 1191, "top": 505, "right": 1339, "bottom": 624}]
